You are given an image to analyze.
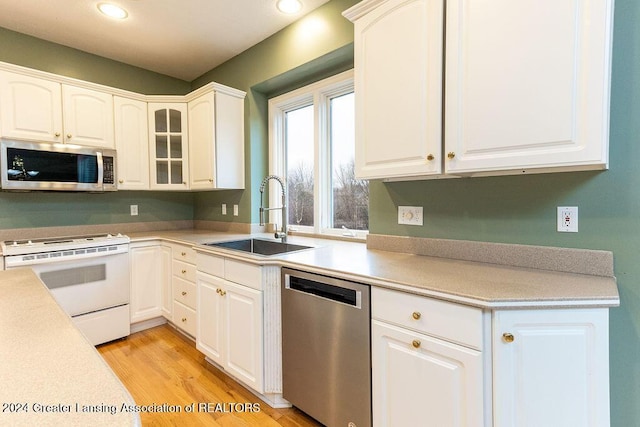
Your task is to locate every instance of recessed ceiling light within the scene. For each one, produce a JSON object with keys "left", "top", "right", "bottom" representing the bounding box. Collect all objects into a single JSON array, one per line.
[
  {"left": 277, "top": 0, "right": 302, "bottom": 14},
  {"left": 97, "top": 3, "right": 128, "bottom": 20}
]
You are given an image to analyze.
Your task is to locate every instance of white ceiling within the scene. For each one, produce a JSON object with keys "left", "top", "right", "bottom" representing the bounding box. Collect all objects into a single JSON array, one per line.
[{"left": 0, "top": 0, "right": 330, "bottom": 81}]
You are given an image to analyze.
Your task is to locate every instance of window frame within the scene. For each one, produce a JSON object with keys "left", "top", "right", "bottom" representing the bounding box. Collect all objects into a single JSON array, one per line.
[{"left": 267, "top": 69, "right": 366, "bottom": 239}]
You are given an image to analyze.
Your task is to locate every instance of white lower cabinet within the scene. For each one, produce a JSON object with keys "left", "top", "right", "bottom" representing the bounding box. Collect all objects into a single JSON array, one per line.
[
  {"left": 197, "top": 271, "right": 263, "bottom": 392},
  {"left": 196, "top": 253, "right": 267, "bottom": 395},
  {"left": 129, "top": 241, "right": 171, "bottom": 324},
  {"left": 493, "top": 308, "right": 610, "bottom": 427},
  {"left": 372, "top": 287, "right": 485, "bottom": 427}
]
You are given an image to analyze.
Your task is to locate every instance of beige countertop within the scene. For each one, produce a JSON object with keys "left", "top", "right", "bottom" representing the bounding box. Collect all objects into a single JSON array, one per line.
[
  {"left": 0, "top": 268, "right": 141, "bottom": 427},
  {"left": 129, "top": 230, "right": 619, "bottom": 309}
]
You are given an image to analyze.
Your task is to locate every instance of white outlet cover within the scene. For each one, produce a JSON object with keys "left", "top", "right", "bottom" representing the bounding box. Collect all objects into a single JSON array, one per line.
[
  {"left": 398, "top": 206, "right": 423, "bottom": 226},
  {"left": 557, "top": 206, "right": 578, "bottom": 232},
  {"left": 130, "top": 205, "right": 138, "bottom": 216},
  {"left": 222, "top": 203, "right": 227, "bottom": 215}
]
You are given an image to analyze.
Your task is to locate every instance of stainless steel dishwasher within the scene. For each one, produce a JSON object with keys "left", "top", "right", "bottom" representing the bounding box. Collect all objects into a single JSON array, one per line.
[{"left": 281, "top": 267, "right": 371, "bottom": 427}]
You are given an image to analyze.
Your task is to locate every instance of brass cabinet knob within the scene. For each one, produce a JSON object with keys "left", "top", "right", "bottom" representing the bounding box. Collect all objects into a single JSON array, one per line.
[
  {"left": 54, "top": 132, "right": 61, "bottom": 137},
  {"left": 181, "top": 317, "right": 187, "bottom": 322},
  {"left": 181, "top": 291, "right": 187, "bottom": 296},
  {"left": 426, "top": 154, "right": 434, "bottom": 161},
  {"left": 502, "top": 333, "right": 515, "bottom": 343},
  {"left": 216, "top": 288, "right": 221, "bottom": 294},
  {"left": 118, "top": 179, "right": 124, "bottom": 184},
  {"left": 412, "top": 312, "right": 421, "bottom": 320},
  {"left": 219, "top": 290, "right": 226, "bottom": 296},
  {"left": 181, "top": 252, "right": 187, "bottom": 256},
  {"left": 208, "top": 179, "right": 213, "bottom": 183},
  {"left": 447, "top": 152, "right": 456, "bottom": 159},
  {"left": 181, "top": 269, "right": 187, "bottom": 274},
  {"left": 412, "top": 340, "right": 421, "bottom": 349},
  {"left": 66, "top": 134, "right": 72, "bottom": 139}
]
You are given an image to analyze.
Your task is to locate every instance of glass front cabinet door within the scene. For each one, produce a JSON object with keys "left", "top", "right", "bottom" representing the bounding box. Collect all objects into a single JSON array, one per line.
[{"left": 148, "top": 103, "right": 189, "bottom": 190}]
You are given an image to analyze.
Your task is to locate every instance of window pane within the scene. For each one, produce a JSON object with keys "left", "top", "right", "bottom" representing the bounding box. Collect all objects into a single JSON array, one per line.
[
  {"left": 330, "top": 92, "right": 368, "bottom": 230},
  {"left": 170, "top": 136, "right": 182, "bottom": 158},
  {"left": 169, "top": 109, "right": 182, "bottom": 132},
  {"left": 155, "top": 135, "right": 168, "bottom": 158},
  {"left": 286, "top": 105, "right": 314, "bottom": 227},
  {"left": 155, "top": 109, "right": 167, "bottom": 132}
]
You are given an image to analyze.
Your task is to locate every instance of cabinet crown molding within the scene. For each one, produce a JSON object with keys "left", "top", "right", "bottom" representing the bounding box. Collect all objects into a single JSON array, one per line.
[{"left": 0, "top": 60, "right": 246, "bottom": 103}]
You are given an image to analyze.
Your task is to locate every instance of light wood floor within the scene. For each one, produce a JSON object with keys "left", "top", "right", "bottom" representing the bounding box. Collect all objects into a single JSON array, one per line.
[{"left": 98, "top": 324, "right": 322, "bottom": 427}]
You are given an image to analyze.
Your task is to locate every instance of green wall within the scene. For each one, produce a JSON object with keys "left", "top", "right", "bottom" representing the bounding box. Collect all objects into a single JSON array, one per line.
[
  {"left": 369, "top": 1, "right": 639, "bottom": 425},
  {"left": 0, "top": 27, "right": 195, "bottom": 228},
  {"left": 0, "top": 27, "right": 190, "bottom": 94},
  {"left": 191, "top": 0, "right": 357, "bottom": 224},
  {"left": 194, "top": 0, "right": 640, "bottom": 425}
]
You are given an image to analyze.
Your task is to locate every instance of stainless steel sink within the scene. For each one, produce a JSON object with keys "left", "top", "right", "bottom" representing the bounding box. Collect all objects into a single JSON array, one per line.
[{"left": 205, "top": 238, "right": 312, "bottom": 256}]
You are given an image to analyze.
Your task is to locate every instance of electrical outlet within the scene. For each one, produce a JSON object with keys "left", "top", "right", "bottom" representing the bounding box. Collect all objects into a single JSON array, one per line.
[
  {"left": 557, "top": 206, "right": 578, "bottom": 232},
  {"left": 233, "top": 204, "right": 239, "bottom": 216},
  {"left": 130, "top": 205, "right": 138, "bottom": 216},
  {"left": 222, "top": 204, "right": 227, "bottom": 215},
  {"left": 398, "top": 206, "right": 423, "bottom": 226}
]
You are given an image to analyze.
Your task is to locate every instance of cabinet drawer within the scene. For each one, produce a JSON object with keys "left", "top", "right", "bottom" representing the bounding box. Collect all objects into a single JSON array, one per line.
[
  {"left": 172, "top": 244, "right": 197, "bottom": 264},
  {"left": 173, "top": 301, "right": 196, "bottom": 337},
  {"left": 173, "top": 276, "right": 196, "bottom": 309},
  {"left": 172, "top": 259, "right": 196, "bottom": 282},
  {"left": 372, "top": 287, "right": 483, "bottom": 350},
  {"left": 197, "top": 252, "right": 225, "bottom": 277},
  {"left": 225, "top": 259, "right": 262, "bottom": 291}
]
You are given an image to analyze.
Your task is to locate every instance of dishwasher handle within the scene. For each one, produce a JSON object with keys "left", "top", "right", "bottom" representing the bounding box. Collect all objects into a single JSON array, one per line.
[{"left": 285, "top": 274, "right": 360, "bottom": 307}]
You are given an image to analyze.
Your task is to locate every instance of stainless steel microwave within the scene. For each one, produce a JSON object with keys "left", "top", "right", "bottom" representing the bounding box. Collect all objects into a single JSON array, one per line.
[{"left": 0, "top": 139, "right": 117, "bottom": 192}]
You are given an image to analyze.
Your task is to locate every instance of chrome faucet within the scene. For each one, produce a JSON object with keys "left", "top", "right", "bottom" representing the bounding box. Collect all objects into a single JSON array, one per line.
[{"left": 259, "top": 175, "right": 287, "bottom": 243}]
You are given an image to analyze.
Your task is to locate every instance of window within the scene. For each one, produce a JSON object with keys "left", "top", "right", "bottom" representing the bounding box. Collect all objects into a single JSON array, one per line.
[{"left": 268, "top": 70, "right": 368, "bottom": 238}]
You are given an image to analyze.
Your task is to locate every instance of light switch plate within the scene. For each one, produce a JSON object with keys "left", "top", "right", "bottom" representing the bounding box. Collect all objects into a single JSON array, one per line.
[{"left": 398, "top": 206, "right": 423, "bottom": 226}]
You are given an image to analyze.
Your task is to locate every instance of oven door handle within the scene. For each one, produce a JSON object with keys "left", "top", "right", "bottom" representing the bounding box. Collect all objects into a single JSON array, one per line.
[{"left": 4, "top": 244, "right": 129, "bottom": 269}]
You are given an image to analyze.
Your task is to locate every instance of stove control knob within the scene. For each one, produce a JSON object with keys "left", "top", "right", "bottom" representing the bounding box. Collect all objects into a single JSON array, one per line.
[
  {"left": 107, "top": 234, "right": 113, "bottom": 239},
  {"left": 27, "top": 240, "right": 33, "bottom": 245},
  {"left": 117, "top": 233, "right": 123, "bottom": 238},
  {"left": 12, "top": 241, "right": 18, "bottom": 246}
]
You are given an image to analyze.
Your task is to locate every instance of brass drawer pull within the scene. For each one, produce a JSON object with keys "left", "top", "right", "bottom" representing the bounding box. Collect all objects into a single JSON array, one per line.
[
  {"left": 412, "top": 312, "right": 421, "bottom": 320},
  {"left": 412, "top": 340, "right": 421, "bottom": 349},
  {"left": 181, "top": 291, "right": 187, "bottom": 296},
  {"left": 502, "top": 333, "right": 515, "bottom": 343},
  {"left": 181, "top": 317, "right": 187, "bottom": 323},
  {"left": 181, "top": 269, "right": 187, "bottom": 274}
]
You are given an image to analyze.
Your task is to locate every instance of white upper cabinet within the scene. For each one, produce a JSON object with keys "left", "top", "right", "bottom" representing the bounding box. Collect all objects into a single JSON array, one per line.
[
  {"left": 346, "top": 0, "right": 444, "bottom": 179},
  {"left": 0, "top": 71, "right": 62, "bottom": 143},
  {"left": 344, "top": 0, "right": 614, "bottom": 179},
  {"left": 114, "top": 96, "right": 150, "bottom": 190},
  {"left": 0, "top": 71, "right": 114, "bottom": 148},
  {"left": 62, "top": 84, "right": 114, "bottom": 148},
  {"left": 188, "top": 87, "right": 245, "bottom": 190},
  {"left": 445, "top": 0, "right": 613, "bottom": 176},
  {"left": 148, "top": 103, "right": 189, "bottom": 190}
]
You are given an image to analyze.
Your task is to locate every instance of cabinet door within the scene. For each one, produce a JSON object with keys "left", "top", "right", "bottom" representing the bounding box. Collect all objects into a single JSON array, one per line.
[
  {"left": 213, "top": 91, "right": 244, "bottom": 189},
  {"left": 350, "top": 0, "right": 443, "bottom": 179},
  {"left": 493, "top": 309, "right": 610, "bottom": 427},
  {"left": 114, "top": 96, "right": 149, "bottom": 190},
  {"left": 445, "top": 0, "right": 613, "bottom": 175},
  {"left": 224, "top": 281, "right": 263, "bottom": 393},
  {"left": 188, "top": 92, "right": 216, "bottom": 190},
  {"left": 196, "top": 272, "right": 226, "bottom": 366},
  {"left": 0, "top": 71, "right": 63, "bottom": 142},
  {"left": 130, "top": 244, "right": 163, "bottom": 323},
  {"left": 62, "top": 85, "right": 114, "bottom": 148},
  {"left": 372, "top": 320, "right": 484, "bottom": 427},
  {"left": 148, "top": 103, "right": 189, "bottom": 190},
  {"left": 160, "top": 245, "right": 172, "bottom": 319}
]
